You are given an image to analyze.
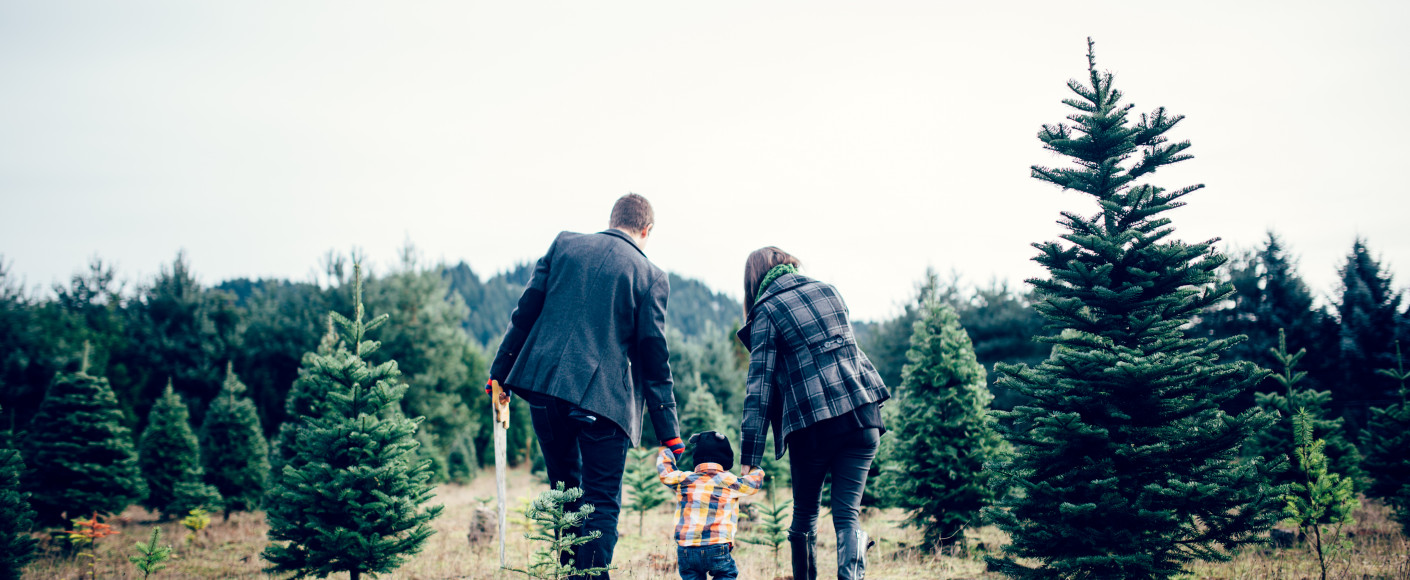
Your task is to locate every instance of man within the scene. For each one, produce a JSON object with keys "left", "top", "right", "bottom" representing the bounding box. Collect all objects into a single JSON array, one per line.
[{"left": 488, "top": 193, "right": 682, "bottom": 577}]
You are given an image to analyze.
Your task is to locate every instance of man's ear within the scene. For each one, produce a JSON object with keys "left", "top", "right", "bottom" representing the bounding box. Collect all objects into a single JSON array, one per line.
[{"left": 641, "top": 223, "right": 653, "bottom": 239}]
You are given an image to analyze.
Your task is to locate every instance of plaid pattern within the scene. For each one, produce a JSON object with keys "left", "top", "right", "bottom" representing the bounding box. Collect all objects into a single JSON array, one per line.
[
  {"left": 736, "top": 273, "right": 890, "bottom": 467},
  {"left": 657, "top": 448, "right": 764, "bottom": 546}
]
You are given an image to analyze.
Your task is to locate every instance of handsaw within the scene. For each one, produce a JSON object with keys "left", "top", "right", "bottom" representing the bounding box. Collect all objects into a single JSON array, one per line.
[{"left": 491, "top": 379, "right": 510, "bottom": 569}]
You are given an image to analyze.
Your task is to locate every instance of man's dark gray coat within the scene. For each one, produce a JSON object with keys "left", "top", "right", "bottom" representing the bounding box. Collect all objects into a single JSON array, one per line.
[{"left": 490, "top": 229, "right": 679, "bottom": 445}]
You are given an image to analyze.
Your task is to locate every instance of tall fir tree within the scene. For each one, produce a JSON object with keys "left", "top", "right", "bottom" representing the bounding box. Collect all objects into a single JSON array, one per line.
[
  {"left": 0, "top": 406, "right": 37, "bottom": 580},
  {"left": 1333, "top": 238, "right": 1404, "bottom": 432},
  {"left": 199, "top": 363, "right": 270, "bottom": 520},
  {"left": 984, "top": 40, "right": 1283, "bottom": 578},
  {"left": 138, "top": 381, "right": 221, "bottom": 518},
  {"left": 1360, "top": 341, "right": 1410, "bottom": 535},
  {"left": 679, "top": 374, "right": 731, "bottom": 469},
  {"left": 262, "top": 265, "right": 442, "bottom": 580},
  {"left": 122, "top": 252, "right": 240, "bottom": 432},
  {"left": 878, "top": 288, "right": 1004, "bottom": 546},
  {"left": 22, "top": 347, "right": 147, "bottom": 526},
  {"left": 366, "top": 245, "right": 485, "bottom": 483},
  {"left": 1246, "top": 330, "right": 1364, "bottom": 492},
  {"left": 1195, "top": 233, "right": 1330, "bottom": 409}
]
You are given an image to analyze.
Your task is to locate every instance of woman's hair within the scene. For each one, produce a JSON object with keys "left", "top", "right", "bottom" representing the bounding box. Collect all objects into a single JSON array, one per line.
[{"left": 743, "top": 246, "right": 802, "bottom": 315}]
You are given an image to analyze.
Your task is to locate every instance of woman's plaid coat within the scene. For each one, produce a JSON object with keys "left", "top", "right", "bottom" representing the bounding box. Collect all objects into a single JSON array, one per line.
[{"left": 735, "top": 272, "right": 889, "bottom": 467}]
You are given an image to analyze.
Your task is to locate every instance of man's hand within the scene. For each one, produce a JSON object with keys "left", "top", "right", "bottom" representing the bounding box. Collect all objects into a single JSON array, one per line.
[
  {"left": 742, "top": 465, "right": 758, "bottom": 475},
  {"left": 662, "top": 437, "right": 685, "bottom": 458},
  {"left": 486, "top": 380, "right": 512, "bottom": 406}
]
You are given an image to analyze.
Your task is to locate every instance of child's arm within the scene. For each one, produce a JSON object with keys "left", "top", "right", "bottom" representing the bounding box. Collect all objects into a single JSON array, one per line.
[
  {"left": 656, "top": 447, "right": 691, "bottom": 486},
  {"left": 728, "top": 466, "right": 766, "bottom": 496}
]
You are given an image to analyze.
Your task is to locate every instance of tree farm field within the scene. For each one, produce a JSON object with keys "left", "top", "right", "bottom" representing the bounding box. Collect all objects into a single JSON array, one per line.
[{"left": 19, "top": 465, "right": 1410, "bottom": 580}]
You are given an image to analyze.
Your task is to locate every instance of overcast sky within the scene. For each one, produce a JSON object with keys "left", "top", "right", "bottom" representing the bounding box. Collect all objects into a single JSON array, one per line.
[{"left": 2, "top": 1, "right": 1407, "bottom": 322}]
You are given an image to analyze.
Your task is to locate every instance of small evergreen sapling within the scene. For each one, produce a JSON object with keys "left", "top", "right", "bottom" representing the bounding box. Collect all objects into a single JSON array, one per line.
[
  {"left": 0, "top": 412, "right": 37, "bottom": 580},
  {"left": 138, "top": 382, "right": 222, "bottom": 518},
  {"left": 129, "top": 526, "right": 172, "bottom": 579},
  {"left": 739, "top": 491, "right": 791, "bottom": 579},
  {"left": 22, "top": 348, "right": 146, "bottom": 526},
  {"left": 513, "top": 482, "right": 610, "bottom": 580},
  {"left": 261, "top": 264, "right": 443, "bottom": 580},
  {"left": 1247, "top": 330, "right": 1364, "bottom": 492},
  {"left": 878, "top": 289, "right": 1005, "bottom": 546},
  {"left": 199, "top": 363, "right": 270, "bottom": 521},
  {"left": 1361, "top": 341, "right": 1410, "bottom": 535},
  {"left": 1282, "top": 409, "right": 1358, "bottom": 580},
  {"left": 622, "top": 447, "right": 668, "bottom": 536}
]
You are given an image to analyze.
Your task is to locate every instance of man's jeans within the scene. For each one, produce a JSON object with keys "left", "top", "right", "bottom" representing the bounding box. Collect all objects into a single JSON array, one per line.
[
  {"left": 676, "top": 544, "right": 738, "bottom": 580},
  {"left": 521, "top": 390, "right": 631, "bottom": 578}
]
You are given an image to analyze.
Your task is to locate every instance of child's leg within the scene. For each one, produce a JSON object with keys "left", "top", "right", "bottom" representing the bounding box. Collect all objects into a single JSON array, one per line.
[
  {"left": 677, "top": 545, "right": 708, "bottom": 580},
  {"left": 706, "top": 544, "right": 738, "bottom": 580}
]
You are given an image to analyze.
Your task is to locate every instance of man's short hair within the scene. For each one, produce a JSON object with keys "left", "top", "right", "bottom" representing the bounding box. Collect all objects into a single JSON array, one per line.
[{"left": 609, "top": 193, "right": 654, "bottom": 233}]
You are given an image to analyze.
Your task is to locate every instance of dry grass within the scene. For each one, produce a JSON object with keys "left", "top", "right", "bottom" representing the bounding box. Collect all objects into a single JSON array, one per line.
[{"left": 20, "top": 468, "right": 1409, "bottom": 579}]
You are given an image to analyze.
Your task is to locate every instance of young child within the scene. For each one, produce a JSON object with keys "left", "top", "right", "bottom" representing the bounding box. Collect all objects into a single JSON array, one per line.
[{"left": 657, "top": 430, "right": 765, "bottom": 580}]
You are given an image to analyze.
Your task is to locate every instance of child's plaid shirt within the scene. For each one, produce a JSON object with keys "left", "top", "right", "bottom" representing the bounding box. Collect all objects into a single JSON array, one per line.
[{"left": 656, "top": 448, "right": 765, "bottom": 546}]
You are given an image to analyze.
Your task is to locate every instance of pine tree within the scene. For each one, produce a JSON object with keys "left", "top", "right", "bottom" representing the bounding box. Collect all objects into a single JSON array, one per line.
[
  {"left": 878, "top": 287, "right": 1004, "bottom": 546},
  {"left": 262, "top": 264, "right": 443, "bottom": 580},
  {"left": 984, "top": 39, "right": 1283, "bottom": 578},
  {"left": 739, "top": 492, "right": 792, "bottom": 579},
  {"left": 366, "top": 246, "right": 485, "bottom": 484},
  {"left": 679, "top": 374, "right": 730, "bottom": 468},
  {"left": 199, "top": 363, "right": 270, "bottom": 520},
  {"left": 1195, "top": 232, "right": 1330, "bottom": 408},
  {"left": 22, "top": 348, "right": 147, "bottom": 526},
  {"left": 622, "top": 447, "right": 668, "bottom": 536},
  {"left": 1333, "top": 238, "right": 1404, "bottom": 432},
  {"left": 1246, "top": 330, "right": 1364, "bottom": 492},
  {"left": 0, "top": 408, "right": 37, "bottom": 580},
  {"left": 513, "top": 482, "right": 610, "bottom": 580},
  {"left": 269, "top": 315, "right": 341, "bottom": 484},
  {"left": 1282, "top": 409, "right": 1358, "bottom": 580},
  {"left": 1361, "top": 341, "right": 1410, "bottom": 535},
  {"left": 138, "top": 381, "right": 221, "bottom": 518}
]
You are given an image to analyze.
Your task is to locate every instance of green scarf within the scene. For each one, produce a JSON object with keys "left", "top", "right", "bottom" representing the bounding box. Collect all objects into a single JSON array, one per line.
[{"left": 755, "top": 264, "right": 798, "bottom": 304}]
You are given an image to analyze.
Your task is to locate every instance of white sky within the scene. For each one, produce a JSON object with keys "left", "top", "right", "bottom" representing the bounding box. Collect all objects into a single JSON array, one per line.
[{"left": 2, "top": 1, "right": 1407, "bottom": 322}]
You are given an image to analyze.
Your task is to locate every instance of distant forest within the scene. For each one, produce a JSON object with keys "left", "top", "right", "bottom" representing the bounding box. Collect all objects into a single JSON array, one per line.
[{"left": 1, "top": 232, "right": 1406, "bottom": 480}]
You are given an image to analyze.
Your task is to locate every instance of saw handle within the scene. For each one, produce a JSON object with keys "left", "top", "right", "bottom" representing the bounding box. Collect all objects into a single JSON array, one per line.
[{"left": 490, "top": 380, "right": 511, "bottom": 430}]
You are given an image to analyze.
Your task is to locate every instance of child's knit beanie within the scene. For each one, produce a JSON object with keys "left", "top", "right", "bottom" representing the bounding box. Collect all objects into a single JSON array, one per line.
[{"left": 689, "top": 430, "right": 735, "bottom": 472}]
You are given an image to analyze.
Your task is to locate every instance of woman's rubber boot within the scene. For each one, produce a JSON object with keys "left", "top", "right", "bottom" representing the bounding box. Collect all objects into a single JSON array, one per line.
[
  {"left": 788, "top": 530, "right": 817, "bottom": 580},
  {"left": 836, "top": 528, "right": 868, "bottom": 580}
]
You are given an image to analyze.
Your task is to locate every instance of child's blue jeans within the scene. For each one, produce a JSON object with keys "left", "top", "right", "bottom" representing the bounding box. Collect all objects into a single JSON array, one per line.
[{"left": 677, "top": 543, "right": 738, "bottom": 580}]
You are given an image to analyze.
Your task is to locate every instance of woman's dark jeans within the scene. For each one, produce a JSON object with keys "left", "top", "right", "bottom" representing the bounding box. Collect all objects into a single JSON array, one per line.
[
  {"left": 520, "top": 390, "right": 631, "bottom": 579},
  {"left": 788, "top": 426, "right": 880, "bottom": 536}
]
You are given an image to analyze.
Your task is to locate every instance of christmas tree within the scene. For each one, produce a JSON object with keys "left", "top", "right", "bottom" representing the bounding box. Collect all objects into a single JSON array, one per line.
[
  {"left": 1282, "top": 409, "right": 1358, "bottom": 580},
  {"left": 621, "top": 447, "right": 668, "bottom": 536},
  {"left": 22, "top": 348, "right": 147, "bottom": 526},
  {"left": 138, "top": 381, "right": 221, "bottom": 518},
  {"left": 984, "top": 39, "right": 1283, "bottom": 578},
  {"left": 679, "top": 374, "right": 730, "bottom": 468},
  {"left": 1246, "top": 330, "right": 1364, "bottom": 492},
  {"left": 0, "top": 407, "right": 37, "bottom": 580},
  {"left": 269, "top": 314, "right": 341, "bottom": 484},
  {"left": 878, "top": 287, "right": 1004, "bottom": 546},
  {"left": 262, "top": 264, "right": 442, "bottom": 580},
  {"left": 199, "top": 363, "right": 270, "bottom": 520},
  {"left": 1333, "top": 239, "right": 1403, "bottom": 432},
  {"left": 1360, "top": 341, "right": 1410, "bottom": 535}
]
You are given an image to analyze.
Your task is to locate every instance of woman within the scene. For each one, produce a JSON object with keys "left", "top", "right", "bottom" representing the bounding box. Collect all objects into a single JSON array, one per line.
[{"left": 736, "top": 247, "right": 889, "bottom": 580}]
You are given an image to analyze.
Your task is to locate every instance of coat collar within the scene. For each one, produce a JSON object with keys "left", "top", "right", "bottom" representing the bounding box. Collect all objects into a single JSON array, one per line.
[
  {"left": 736, "top": 272, "right": 813, "bottom": 347},
  {"left": 694, "top": 462, "right": 726, "bottom": 475},
  {"left": 600, "top": 229, "right": 647, "bottom": 257}
]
